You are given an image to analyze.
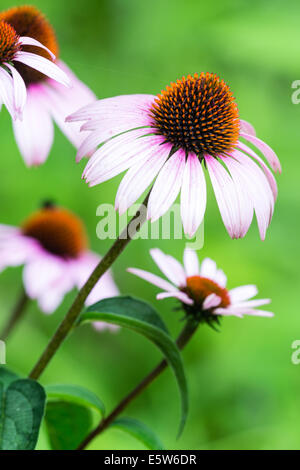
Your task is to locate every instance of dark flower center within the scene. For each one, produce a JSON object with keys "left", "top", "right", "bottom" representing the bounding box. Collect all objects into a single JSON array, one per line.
[
  {"left": 0, "top": 5, "right": 58, "bottom": 85},
  {"left": 183, "top": 275, "right": 230, "bottom": 309},
  {"left": 22, "top": 207, "right": 87, "bottom": 259},
  {"left": 149, "top": 73, "right": 240, "bottom": 158},
  {"left": 0, "top": 21, "right": 20, "bottom": 63}
]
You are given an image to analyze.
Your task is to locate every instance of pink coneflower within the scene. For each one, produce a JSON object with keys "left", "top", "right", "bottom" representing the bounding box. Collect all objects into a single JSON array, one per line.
[
  {"left": 128, "top": 248, "right": 273, "bottom": 326},
  {"left": 68, "top": 72, "right": 281, "bottom": 240},
  {"left": 0, "top": 6, "right": 96, "bottom": 165},
  {"left": 0, "top": 203, "right": 118, "bottom": 331}
]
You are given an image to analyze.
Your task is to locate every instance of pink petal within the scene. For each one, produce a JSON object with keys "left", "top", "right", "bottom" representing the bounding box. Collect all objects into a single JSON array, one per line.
[
  {"left": 19, "top": 36, "right": 56, "bottom": 60},
  {"left": 0, "top": 67, "right": 16, "bottom": 119},
  {"left": 234, "top": 298, "right": 271, "bottom": 308},
  {"left": 236, "top": 142, "right": 278, "bottom": 200},
  {"left": 200, "top": 258, "right": 217, "bottom": 280},
  {"left": 180, "top": 152, "right": 207, "bottom": 236},
  {"left": 67, "top": 94, "right": 155, "bottom": 123},
  {"left": 213, "top": 307, "right": 243, "bottom": 317},
  {"left": 0, "top": 231, "right": 39, "bottom": 272},
  {"left": 214, "top": 269, "right": 227, "bottom": 288},
  {"left": 150, "top": 248, "right": 186, "bottom": 287},
  {"left": 229, "top": 150, "right": 274, "bottom": 240},
  {"left": 229, "top": 285, "right": 258, "bottom": 303},
  {"left": 240, "top": 132, "right": 281, "bottom": 173},
  {"left": 148, "top": 148, "right": 186, "bottom": 222},
  {"left": 5, "top": 64, "right": 27, "bottom": 120},
  {"left": 13, "top": 84, "right": 54, "bottom": 166},
  {"left": 83, "top": 130, "right": 158, "bottom": 185},
  {"left": 41, "top": 61, "right": 96, "bottom": 149},
  {"left": 93, "top": 322, "right": 120, "bottom": 332},
  {"left": 240, "top": 120, "right": 256, "bottom": 136},
  {"left": 14, "top": 51, "right": 71, "bottom": 87},
  {"left": 127, "top": 267, "right": 176, "bottom": 292},
  {"left": 115, "top": 141, "right": 171, "bottom": 214},
  {"left": 203, "top": 293, "right": 222, "bottom": 310},
  {"left": 204, "top": 154, "right": 243, "bottom": 239},
  {"left": 220, "top": 155, "right": 254, "bottom": 238},
  {"left": 23, "top": 253, "right": 73, "bottom": 314},
  {"left": 156, "top": 291, "right": 193, "bottom": 305},
  {"left": 183, "top": 248, "right": 199, "bottom": 277}
]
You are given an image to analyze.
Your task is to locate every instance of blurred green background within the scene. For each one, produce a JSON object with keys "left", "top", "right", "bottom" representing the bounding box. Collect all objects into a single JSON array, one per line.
[{"left": 0, "top": 0, "right": 298, "bottom": 450}]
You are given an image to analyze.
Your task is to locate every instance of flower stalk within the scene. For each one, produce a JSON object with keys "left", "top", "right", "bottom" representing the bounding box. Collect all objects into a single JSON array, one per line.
[
  {"left": 29, "top": 192, "right": 150, "bottom": 380},
  {"left": 76, "top": 318, "right": 199, "bottom": 450}
]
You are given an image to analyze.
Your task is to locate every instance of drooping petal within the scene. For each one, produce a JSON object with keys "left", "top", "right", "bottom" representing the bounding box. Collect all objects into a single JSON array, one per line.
[
  {"left": 83, "top": 130, "right": 159, "bottom": 185},
  {"left": 4, "top": 64, "right": 27, "bottom": 120},
  {"left": 229, "top": 149, "right": 274, "bottom": 240},
  {"left": 183, "top": 248, "right": 199, "bottom": 277},
  {"left": 180, "top": 152, "right": 207, "bottom": 236},
  {"left": 0, "top": 66, "right": 16, "bottom": 119},
  {"left": 41, "top": 61, "right": 96, "bottom": 149},
  {"left": 23, "top": 253, "right": 73, "bottom": 314},
  {"left": 204, "top": 154, "right": 243, "bottom": 238},
  {"left": 13, "top": 84, "right": 54, "bottom": 166},
  {"left": 240, "top": 132, "right": 281, "bottom": 173},
  {"left": 156, "top": 291, "right": 193, "bottom": 305},
  {"left": 148, "top": 148, "right": 186, "bottom": 222},
  {"left": 239, "top": 120, "right": 256, "bottom": 136},
  {"left": 0, "top": 229, "right": 40, "bottom": 272},
  {"left": 150, "top": 248, "right": 186, "bottom": 287},
  {"left": 115, "top": 141, "right": 171, "bottom": 214},
  {"left": 202, "top": 293, "right": 222, "bottom": 310},
  {"left": 127, "top": 267, "right": 176, "bottom": 292},
  {"left": 236, "top": 142, "right": 278, "bottom": 200},
  {"left": 229, "top": 285, "right": 258, "bottom": 303},
  {"left": 19, "top": 36, "right": 56, "bottom": 60},
  {"left": 220, "top": 155, "right": 254, "bottom": 238},
  {"left": 14, "top": 51, "right": 71, "bottom": 87}
]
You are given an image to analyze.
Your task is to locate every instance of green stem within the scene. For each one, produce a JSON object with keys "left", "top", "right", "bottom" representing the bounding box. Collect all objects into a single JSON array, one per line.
[
  {"left": 76, "top": 319, "right": 199, "bottom": 450},
  {"left": 29, "top": 193, "right": 150, "bottom": 380},
  {"left": 0, "top": 288, "right": 29, "bottom": 341}
]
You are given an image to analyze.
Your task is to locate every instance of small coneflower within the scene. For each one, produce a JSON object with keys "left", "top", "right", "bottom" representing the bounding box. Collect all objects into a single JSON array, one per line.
[
  {"left": 128, "top": 248, "right": 273, "bottom": 326},
  {"left": 68, "top": 73, "right": 281, "bottom": 240},
  {"left": 0, "top": 203, "right": 118, "bottom": 330},
  {"left": 0, "top": 6, "right": 96, "bottom": 165}
]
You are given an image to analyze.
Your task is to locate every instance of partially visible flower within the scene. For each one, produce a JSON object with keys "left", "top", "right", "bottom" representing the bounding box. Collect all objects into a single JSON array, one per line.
[
  {"left": 128, "top": 248, "right": 273, "bottom": 326},
  {"left": 68, "top": 73, "right": 281, "bottom": 240},
  {"left": 0, "top": 6, "right": 96, "bottom": 165},
  {"left": 0, "top": 203, "right": 118, "bottom": 331}
]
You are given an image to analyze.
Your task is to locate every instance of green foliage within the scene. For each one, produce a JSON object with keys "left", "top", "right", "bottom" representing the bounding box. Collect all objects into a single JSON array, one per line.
[
  {"left": 45, "top": 384, "right": 105, "bottom": 450},
  {"left": 0, "top": 367, "right": 46, "bottom": 450},
  {"left": 111, "top": 417, "right": 165, "bottom": 450},
  {"left": 79, "top": 296, "right": 188, "bottom": 436}
]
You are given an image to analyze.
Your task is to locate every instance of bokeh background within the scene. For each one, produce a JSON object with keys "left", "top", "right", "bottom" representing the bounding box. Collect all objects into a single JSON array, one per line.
[{"left": 0, "top": 0, "right": 298, "bottom": 450}]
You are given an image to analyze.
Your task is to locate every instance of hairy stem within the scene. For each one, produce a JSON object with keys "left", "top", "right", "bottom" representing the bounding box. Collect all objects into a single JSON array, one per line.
[
  {"left": 77, "top": 319, "right": 199, "bottom": 450},
  {"left": 0, "top": 288, "right": 29, "bottom": 341},
  {"left": 29, "top": 193, "right": 150, "bottom": 380}
]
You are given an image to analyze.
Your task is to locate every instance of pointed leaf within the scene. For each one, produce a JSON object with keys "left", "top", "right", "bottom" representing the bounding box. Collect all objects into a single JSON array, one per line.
[{"left": 111, "top": 417, "right": 165, "bottom": 450}]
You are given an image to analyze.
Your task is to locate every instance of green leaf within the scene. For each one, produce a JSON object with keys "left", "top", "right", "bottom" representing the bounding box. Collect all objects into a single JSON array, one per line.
[
  {"left": 111, "top": 417, "right": 165, "bottom": 450},
  {"left": 0, "top": 368, "right": 46, "bottom": 450},
  {"left": 45, "top": 402, "right": 92, "bottom": 450},
  {"left": 45, "top": 384, "right": 105, "bottom": 417},
  {"left": 79, "top": 296, "right": 188, "bottom": 436}
]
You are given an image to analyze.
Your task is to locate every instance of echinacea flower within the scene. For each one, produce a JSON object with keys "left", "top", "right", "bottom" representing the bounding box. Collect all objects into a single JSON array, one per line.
[
  {"left": 0, "top": 6, "right": 96, "bottom": 165},
  {"left": 128, "top": 248, "right": 273, "bottom": 326},
  {"left": 68, "top": 73, "right": 281, "bottom": 240},
  {"left": 0, "top": 203, "right": 118, "bottom": 331}
]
